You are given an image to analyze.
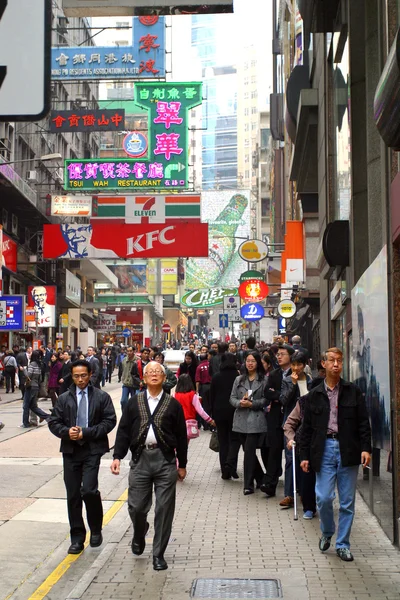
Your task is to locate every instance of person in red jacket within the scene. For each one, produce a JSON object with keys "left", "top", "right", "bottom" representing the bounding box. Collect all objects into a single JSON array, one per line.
[{"left": 174, "top": 374, "right": 215, "bottom": 441}]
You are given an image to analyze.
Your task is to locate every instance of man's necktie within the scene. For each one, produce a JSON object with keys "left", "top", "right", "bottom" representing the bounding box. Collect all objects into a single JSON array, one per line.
[{"left": 77, "top": 389, "right": 87, "bottom": 428}]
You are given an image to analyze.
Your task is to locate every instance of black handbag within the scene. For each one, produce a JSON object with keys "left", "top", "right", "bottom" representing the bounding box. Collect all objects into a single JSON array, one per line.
[{"left": 209, "top": 430, "right": 220, "bottom": 452}]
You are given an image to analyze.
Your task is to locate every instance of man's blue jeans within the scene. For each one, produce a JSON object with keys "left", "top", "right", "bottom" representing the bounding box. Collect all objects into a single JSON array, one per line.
[
  {"left": 120, "top": 385, "right": 136, "bottom": 411},
  {"left": 315, "top": 438, "right": 359, "bottom": 549}
]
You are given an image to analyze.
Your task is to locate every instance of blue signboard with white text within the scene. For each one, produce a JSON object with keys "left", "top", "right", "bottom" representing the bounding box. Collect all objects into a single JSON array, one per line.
[
  {"left": 0, "top": 295, "right": 25, "bottom": 330},
  {"left": 240, "top": 302, "right": 264, "bottom": 321},
  {"left": 51, "top": 16, "right": 165, "bottom": 80}
]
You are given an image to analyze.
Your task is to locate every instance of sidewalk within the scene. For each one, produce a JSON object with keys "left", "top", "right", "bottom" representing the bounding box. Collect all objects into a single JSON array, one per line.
[{"left": 39, "top": 429, "right": 400, "bottom": 600}]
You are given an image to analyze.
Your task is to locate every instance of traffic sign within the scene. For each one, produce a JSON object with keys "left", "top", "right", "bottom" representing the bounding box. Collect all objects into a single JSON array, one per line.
[
  {"left": 240, "top": 303, "right": 265, "bottom": 321},
  {"left": 0, "top": 0, "right": 51, "bottom": 121},
  {"left": 222, "top": 295, "right": 241, "bottom": 322},
  {"left": 219, "top": 314, "right": 229, "bottom": 328},
  {"left": 278, "top": 317, "right": 286, "bottom": 334},
  {"left": 277, "top": 300, "right": 296, "bottom": 318},
  {"left": 162, "top": 323, "right": 171, "bottom": 333},
  {"left": 122, "top": 328, "right": 131, "bottom": 337}
]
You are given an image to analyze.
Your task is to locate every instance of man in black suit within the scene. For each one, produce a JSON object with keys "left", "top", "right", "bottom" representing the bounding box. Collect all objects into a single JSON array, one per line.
[
  {"left": 58, "top": 350, "right": 73, "bottom": 394},
  {"left": 86, "top": 346, "right": 101, "bottom": 388},
  {"left": 261, "top": 344, "right": 294, "bottom": 500},
  {"left": 48, "top": 359, "right": 116, "bottom": 554}
]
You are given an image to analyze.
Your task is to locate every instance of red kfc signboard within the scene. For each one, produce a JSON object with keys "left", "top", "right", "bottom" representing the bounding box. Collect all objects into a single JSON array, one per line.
[
  {"left": 2, "top": 234, "right": 17, "bottom": 273},
  {"left": 42, "top": 221, "right": 209, "bottom": 259}
]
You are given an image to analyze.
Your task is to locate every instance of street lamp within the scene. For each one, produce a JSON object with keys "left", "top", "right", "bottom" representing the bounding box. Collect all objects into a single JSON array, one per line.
[{"left": 0, "top": 153, "right": 62, "bottom": 166}]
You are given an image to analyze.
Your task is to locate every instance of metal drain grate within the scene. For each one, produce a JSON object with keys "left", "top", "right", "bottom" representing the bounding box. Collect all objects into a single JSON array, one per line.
[{"left": 191, "top": 578, "right": 282, "bottom": 598}]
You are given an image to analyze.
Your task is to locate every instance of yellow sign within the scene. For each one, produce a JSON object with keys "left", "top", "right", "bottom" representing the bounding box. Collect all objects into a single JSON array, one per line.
[
  {"left": 277, "top": 300, "right": 296, "bottom": 318},
  {"left": 147, "top": 259, "right": 178, "bottom": 295},
  {"left": 60, "top": 313, "right": 69, "bottom": 327}
]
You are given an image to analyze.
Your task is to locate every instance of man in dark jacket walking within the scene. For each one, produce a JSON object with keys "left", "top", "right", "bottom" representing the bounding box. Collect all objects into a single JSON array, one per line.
[
  {"left": 48, "top": 360, "right": 117, "bottom": 555},
  {"left": 110, "top": 361, "right": 187, "bottom": 571},
  {"left": 300, "top": 347, "right": 371, "bottom": 562}
]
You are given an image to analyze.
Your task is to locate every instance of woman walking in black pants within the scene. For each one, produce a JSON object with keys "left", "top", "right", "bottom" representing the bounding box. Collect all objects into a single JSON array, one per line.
[{"left": 209, "top": 353, "right": 240, "bottom": 479}]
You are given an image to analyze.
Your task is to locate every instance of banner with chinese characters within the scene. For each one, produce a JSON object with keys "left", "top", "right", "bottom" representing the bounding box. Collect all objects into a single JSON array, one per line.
[
  {"left": 50, "top": 109, "right": 125, "bottom": 133},
  {"left": 51, "top": 16, "right": 165, "bottom": 80},
  {"left": 48, "top": 195, "right": 92, "bottom": 216},
  {"left": 64, "top": 82, "right": 202, "bottom": 191},
  {"left": 43, "top": 221, "right": 209, "bottom": 259}
]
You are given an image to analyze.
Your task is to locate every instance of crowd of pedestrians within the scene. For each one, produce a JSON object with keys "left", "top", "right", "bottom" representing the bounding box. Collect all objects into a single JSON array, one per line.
[{"left": 0, "top": 335, "right": 372, "bottom": 569}]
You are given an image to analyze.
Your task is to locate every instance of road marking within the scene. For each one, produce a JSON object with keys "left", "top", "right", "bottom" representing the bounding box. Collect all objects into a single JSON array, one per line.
[{"left": 25, "top": 488, "right": 128, "bottom": 600}]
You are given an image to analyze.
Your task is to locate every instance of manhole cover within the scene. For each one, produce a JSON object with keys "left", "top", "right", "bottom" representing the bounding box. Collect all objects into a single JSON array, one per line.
[{"left": 191, "top": 578, "right": 282, "bottom": 598}]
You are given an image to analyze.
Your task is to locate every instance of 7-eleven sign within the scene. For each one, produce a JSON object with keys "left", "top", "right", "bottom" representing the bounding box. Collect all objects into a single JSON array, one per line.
[{"left": 125, "top": 196, "right": 165, "bottom": 224}]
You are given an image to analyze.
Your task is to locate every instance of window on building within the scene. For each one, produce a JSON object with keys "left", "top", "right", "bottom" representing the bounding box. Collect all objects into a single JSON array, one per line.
[
  {"left": 244, "top": 92, "right": 249, "bottom": 100},
  {"left": 245, "top": 169, "right": 250, "bottom": 179},
  {"left": 245, "top": 123, "right": 249, "bottom": 132},
  {"left": 252, "top": 122, "right": 257, "bottom": 130},
  {"left": 261, "top": 197, "right": 271, "bottom": 216},
  {"left": 244, "top": 108, "right": 249, "bottom": 116},
  {"left": 261, "top": 128, "right": 271, "bottom": 149},
  {"left": 251, "top": 107, "right": 258, "bottom": 114},
  {"left": 251, "top": 91, "right": 258, "bottom": 99},
  {"left": 244, "top": 78, "right": 249, "bottom": 85}
]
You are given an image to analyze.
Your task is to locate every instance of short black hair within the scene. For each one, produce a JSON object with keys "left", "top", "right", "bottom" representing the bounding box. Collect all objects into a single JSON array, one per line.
[
  {"left": 153, "top": 351, "right": 164, "bottom": 362},
  {"left": 31, "top": 350, "right": 42, "bottom": 363},
  {"left": 218, "top": 342, "right": 228, "bottom": 354},
  {"left": 141, "top": 347, "right": 150, "bottom": 353},
  {"left": 290, "top": 351, "right": 307, "bottom": 365},
  {"left": 71, "top": 359, "right": 91, "bottom": 374},
  {"left": 246, "top": 336, "right": 256, "bottom": 349}
]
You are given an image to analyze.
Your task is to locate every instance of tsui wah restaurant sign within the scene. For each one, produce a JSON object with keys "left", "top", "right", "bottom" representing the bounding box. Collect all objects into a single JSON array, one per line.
[
  {"left": 50, "top": 109, "right": 125, "bottom": 133},
  {"left": 42, "top": 221, "right": 208, "bottom": 259},
  {"left": 64, "top": 82, "right": 203, "bottom": 191}
]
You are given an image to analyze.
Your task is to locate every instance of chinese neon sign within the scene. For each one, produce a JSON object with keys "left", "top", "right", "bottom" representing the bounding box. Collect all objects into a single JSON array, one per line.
[
  {"left": 50, "top": 109, "right": 125, "bottom": 133},
  {"left": 64, "top": 82, "right": 202, "bottom": 191}
]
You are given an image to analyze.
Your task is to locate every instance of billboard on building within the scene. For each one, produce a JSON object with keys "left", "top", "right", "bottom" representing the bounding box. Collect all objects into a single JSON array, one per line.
[
  {"left": 27, "top": 285, "right": 56, "bottom": 328},
  {"left": 98, "top": 264, "right": 147, "bottom": 294},
  {"left": 147, "top": 259, "right": 178, "bottom": 295},
  {"left": 351, "top": 246, "right": 391, "bottom": 451},
  {"left": 50, "top": 109, "right": 126, "bottom": 133},
  {"left": 43, "top": 222, "right": 208, "bottom": 259},
  {"left": 0, "top": 295, "right": 24, "bottom": 331},
  {"left": 52, "top": 17, "right": 166, "bottom": 80},
  {"left": 185, "top": 190, "right": 251, "bottom": 289},
  {"left": 2, "top": 233, "right": 17, "bottom": 272},
  {"left": 93, "top": 194, "right": 201, "bottom": 222}
]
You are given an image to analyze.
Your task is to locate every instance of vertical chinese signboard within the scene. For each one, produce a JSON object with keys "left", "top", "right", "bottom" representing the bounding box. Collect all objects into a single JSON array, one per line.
[{"left": 64, "top": 82, "right": 202, "bottom": 191}]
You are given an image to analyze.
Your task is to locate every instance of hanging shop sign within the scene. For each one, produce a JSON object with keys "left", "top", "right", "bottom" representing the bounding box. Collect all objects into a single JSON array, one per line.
[
  {"left": 27, "top": 285, "right": 56, "bottom": 328},
  {"left": 0, "top": 295, "right": 25, "bottom": 330},
  {"left": 181, "top": 287, "right": 238, "bottom": 309},
  {"left": 43, "top": 221, "right": 208, "bottom": 259},
  {"left": 238, "top": 279, "right": 269, "bottom": 302},
  {"left": 277, "top": 300, "right": 296, "bottom": 319},
  {"left": 239, "top": 270, "right": 264, "bottom": 284},
  {"left": 50, "top": 109, "right": 125, "bottom": 133},
  {"left": 51, "top": 17, "right": 165, "bottom": 80},
  {"left": 95, "top": 313, "right": 117, "bottom": 331},
  {"left": 240, "top": 302, "right": 265, "bottom": 321},
  {"left": 48, "top": 195, "right": 92, "bottom": 216},
  {"left": 2, "top": 233, "right": 17, "bottom": 272},
  {"left": 238, "top": 239, "right": 269, "bottom": 262},
  {"left": 64, "top": 82, "right": 202, "bottom": 191},
  {"left": 123, "top": 131, "right": 148, "bottom": 158},
  {"left": 65, "top": 269, "right": 81, "bottom": 305},
  {"left": 93, "top": 194, "right": 201, "bottom": 222}
]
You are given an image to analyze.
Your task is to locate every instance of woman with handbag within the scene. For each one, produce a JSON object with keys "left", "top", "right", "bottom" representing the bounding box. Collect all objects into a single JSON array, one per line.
[
  {"left": 48, "top": 351, "right": 63, "bottom": 407},
  {"left": 3, "top": 350, "right": 17, "bottom": 394},
  {"left": 230, "top": 351, "right": 268, "bottom": 495},
  {"left": 174, "top": 374, "right": 215, "bottom": 442},
  {"left": 20, "top": 350, "right": 51, "bottom": 428}
]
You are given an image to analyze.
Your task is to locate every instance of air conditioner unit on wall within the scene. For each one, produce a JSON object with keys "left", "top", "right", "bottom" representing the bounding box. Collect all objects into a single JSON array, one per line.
[
  {"left": 26, "top": 170, "right": 37, "bottom": 182},
  {"left": 11, "top": 214, "right": 18, "bottom": 236}
]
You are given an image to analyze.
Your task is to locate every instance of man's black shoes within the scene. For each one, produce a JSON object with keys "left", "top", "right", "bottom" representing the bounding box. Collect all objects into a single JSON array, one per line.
[
  {"left": 68, "top": 542, "right": 84, "bottom": 554},
  {"left": 131, "top": 522, "right": 150, "bottom": 555},
  {"left": 90, "top": 532, "right": 103, "bottom": 548},
  {"left": 153, "top": 556, "right": 168, "bottom": 571}
]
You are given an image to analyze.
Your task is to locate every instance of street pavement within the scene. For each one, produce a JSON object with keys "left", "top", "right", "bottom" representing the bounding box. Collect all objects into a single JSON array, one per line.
[{"left": 0, "top": 381, "right": 400, "bottom": 600}]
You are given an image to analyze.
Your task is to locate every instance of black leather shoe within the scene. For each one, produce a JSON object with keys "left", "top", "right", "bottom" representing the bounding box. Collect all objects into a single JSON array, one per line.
[
  {"left": 243, "top": 488, "right": 254, "bottom": 496},
  {"left": 231, "top": 471, "right": 239, "bottom": 479},
  {"left": 153, "top": 556, "right": 168, "bottom": 571},
  {"left": 90, "top": 532, "right": 103, "bottom": 547},
  {"left": 68, "top": 542, "right": 84, "bottom": 554},
  {"left": 131, "top": 521, "right": 149, "bottom": 555}
]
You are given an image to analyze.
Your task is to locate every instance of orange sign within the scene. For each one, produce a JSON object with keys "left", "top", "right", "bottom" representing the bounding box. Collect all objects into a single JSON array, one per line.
[{"left": 238, "top": 279, "right": 269, "bottom": 302}]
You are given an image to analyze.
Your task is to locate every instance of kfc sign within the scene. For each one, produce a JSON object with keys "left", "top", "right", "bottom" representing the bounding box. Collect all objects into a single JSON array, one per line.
[
  {"left": 27, "top": 286, "right": 56, "bottom": 328},
  {"left": 2, "top": 234, "right": 17, "bottom": 272},
  {"left": 43, "top": 221, "right": 208, "bottom": 259}
]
